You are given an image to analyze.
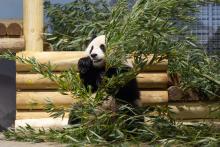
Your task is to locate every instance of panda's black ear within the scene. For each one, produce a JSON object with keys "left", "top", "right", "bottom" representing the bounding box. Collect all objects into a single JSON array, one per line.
[{"left": 91, "top": 34, "right": 97, "bottom": 41}]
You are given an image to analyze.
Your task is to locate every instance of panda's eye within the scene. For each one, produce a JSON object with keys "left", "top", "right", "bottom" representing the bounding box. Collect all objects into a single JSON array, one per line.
[
  {"left": 90, "top": 46, "right": 94, "bottom": 54},
  {"left": 100, "top": 44, "right": 106, "bottom": 52}
]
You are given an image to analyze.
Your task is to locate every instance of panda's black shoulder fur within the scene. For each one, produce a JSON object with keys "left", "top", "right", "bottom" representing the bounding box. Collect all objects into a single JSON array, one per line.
[{"left": 78, "top": 56, "right": 140, "bottom": 106}]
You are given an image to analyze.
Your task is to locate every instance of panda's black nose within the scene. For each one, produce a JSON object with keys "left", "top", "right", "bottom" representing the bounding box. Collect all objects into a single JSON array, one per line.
[{"left": 91, "top": 53, "right": 97, "bottom": 58}]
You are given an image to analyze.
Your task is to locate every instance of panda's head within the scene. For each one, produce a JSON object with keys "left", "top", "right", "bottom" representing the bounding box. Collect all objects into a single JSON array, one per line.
[{"left": 85, "top": 35, "right": 106, "bottom": 68}]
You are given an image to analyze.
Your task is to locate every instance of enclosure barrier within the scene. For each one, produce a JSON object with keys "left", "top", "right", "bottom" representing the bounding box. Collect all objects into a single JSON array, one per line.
[{"left": 0, "top": 0, "right": 219, "bottom": 129}]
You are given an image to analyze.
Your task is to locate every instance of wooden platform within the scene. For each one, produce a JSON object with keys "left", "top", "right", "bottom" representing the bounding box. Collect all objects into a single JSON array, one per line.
[{"left": 15, "top": 51, "right": 168, "bottom": 125}]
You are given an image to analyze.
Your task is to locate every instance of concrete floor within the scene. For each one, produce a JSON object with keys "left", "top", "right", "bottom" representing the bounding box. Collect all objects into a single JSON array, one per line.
[{"left": 0, "top": 133, "right": 66, "bottom": 147}]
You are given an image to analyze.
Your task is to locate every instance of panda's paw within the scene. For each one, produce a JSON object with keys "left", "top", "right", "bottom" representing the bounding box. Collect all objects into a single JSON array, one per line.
[{"left": 78, "top": 56, "right": 93, "bottom": 74}]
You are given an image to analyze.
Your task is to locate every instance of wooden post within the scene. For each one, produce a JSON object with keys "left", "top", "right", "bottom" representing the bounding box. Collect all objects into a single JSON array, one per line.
[{"left": 23, "top": 0, "right": 44, "bottom": 51}]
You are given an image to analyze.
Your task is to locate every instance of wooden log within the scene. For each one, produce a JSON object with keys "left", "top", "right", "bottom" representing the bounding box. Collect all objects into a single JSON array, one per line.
[
  {"left": 15, "top": 118, "right": 68, "bottom": 129},
  {"left": 16, "top": 91, "right": 168, "bottom": 109},
  {"left": 0, "top": 23, "right": 7, "bottom": 36},
  {"left": 16, "top": 51, "right": 168, "bottom": 72},
  {"left": 23, "top": 0, "right": 44, "bottom": 51},
  {"left": 178, "top": 119, "right": 220, "bottom": 130},
  {"left": 16, "top": 92, "right": 76, "bottom": 110},
  {"left": 0, "top": 38, "right": 24, "bottom": 52},
  {"left": 7, "top": 23, "right": 22, "bottom": 37},
  {"left": 16, "top": 111, "right": 69, "bottom": 119},
  {"left": 0, "top": 20, "right": 23, "bottom": 36},
  {"left": 140, "top": 91, "right": 168, "bottom": 104},
  {"left": 16, "top": 74, "right": 58, "bottom": 90},
  {"left": 137, "top": 73, "right": 168, "bottom": 89},
  {"left": 169, "top": 102, "right": 220, "bottom": 120},
  {"left": 16, "top": 73, "right": 168, "bottom": 90}
]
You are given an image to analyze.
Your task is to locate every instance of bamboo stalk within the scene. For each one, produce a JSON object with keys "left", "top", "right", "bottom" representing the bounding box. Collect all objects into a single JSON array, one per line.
[
  {"left": 16, "top": 91, "right": 168, "bottom": 109},
  {"left": 16, "top": 73, "right": 168, "bottom": 90}
]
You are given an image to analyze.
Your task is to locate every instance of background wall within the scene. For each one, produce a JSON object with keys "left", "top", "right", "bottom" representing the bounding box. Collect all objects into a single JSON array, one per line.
[
  {"left": 0, "top": 0, "right": 73, "bottom": 19},
  {"left": 0, "top": 0, "right": 219, "bottom": 51}
]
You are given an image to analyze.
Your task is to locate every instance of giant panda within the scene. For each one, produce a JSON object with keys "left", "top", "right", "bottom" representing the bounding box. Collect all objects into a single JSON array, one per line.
[
  {"left": 68, "top": 35, "right": 142, "bottom": 124},
  {"left": 77, "top": 35, "right": 141, "bottom": 106}
]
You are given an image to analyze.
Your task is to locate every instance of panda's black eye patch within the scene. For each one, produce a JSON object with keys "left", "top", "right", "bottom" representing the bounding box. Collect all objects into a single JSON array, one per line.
[
  {"left": 90, "top": 46, "right": 94, "bottom": 54},
  {"left": 100, "top": 44, "right": 106, "bottom": 52}
]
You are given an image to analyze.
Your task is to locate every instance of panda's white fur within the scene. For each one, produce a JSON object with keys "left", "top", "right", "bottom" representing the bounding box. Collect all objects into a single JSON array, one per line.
[{"left": 85, "top": 35, "right": 106, "bottom": 68}]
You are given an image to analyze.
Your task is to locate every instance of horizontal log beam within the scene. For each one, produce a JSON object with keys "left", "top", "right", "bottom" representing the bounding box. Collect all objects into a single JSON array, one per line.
[
  {"left": 16, "top": 51, "right": 168, "bottom": 72},
  {"left": 16, "top": 111, "right": 69, "bottom": 119},
  {"left": 0, "top": 38, "right": 24, "bottom": 52},
  {"left": 15, "top": 118, "right": 68, "bottom": 129},
  {"left": 16, "top": 92, "right": 76, "bottom": 110},
  {"left": 169, "top": 102, "right": 220, "bottom": 119},
  {"left": 16, "top": 73, "right": 168, "bottom": 90},
  {"left": 16, "top": 91, "right": 168, "bottom": 109}
]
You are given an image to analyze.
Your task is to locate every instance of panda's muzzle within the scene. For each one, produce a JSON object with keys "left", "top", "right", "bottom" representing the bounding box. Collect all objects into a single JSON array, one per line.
[
  {"left": 93, "top": 59, "right": 103, "bottom": 63},
  {"left": 91, "top": 53, "right": 97, "bottom": 58}
]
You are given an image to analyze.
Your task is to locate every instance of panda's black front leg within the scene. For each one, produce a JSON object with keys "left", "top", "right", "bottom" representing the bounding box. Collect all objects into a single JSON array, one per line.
[{"left": 78, "top": 56, "right": 93, "bottom": 74}]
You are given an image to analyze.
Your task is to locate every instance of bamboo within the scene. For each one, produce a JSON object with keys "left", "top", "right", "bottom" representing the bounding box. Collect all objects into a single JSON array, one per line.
[
  {"left": 0, "top": 38, "right": 24, "bottom": 52},
  {"left": 16, "top": 73, "right": 168, "bottom": 90},
  {"left": 169, "top": 102, "right": 220, "bottom": 119},
  {"left": 23, "top": 0, "right": 43, "bottom": 51},
  {"left": 16, "top": 51, "right": 168, "bottom": 72},
  {"left": 16, "top": 91, "right": 168, "bottom": 109}
]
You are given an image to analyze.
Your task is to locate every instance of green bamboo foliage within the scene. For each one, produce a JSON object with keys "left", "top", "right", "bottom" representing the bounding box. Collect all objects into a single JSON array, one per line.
[
  {"left": 1, "top": 0, "right": 220, "bottom": 146},
  {"left": 44, "top": 0, "right": 110, "bottom": 51}
]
